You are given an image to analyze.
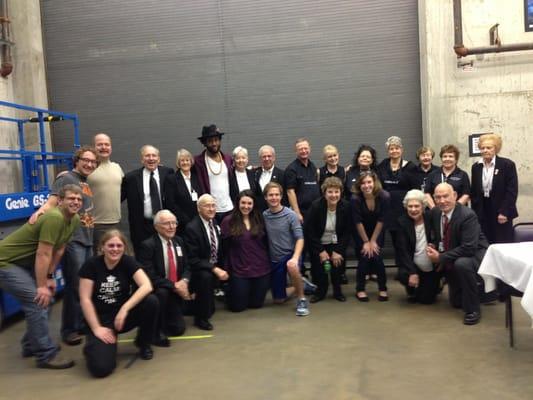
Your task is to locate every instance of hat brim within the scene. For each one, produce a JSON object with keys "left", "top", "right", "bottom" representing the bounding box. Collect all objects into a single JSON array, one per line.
[{"left": 198, "top": 132, "right": 224, "bottom": 141}]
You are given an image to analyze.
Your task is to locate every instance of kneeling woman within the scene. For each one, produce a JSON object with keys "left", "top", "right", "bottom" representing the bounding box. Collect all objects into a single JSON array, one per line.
[
  {"left": 396, "top": 190, "right": 440, "bottom": 304},
  {"left": 79, "top": 230, "right": 158, "bottom": 378},
  {"left": 351, "top": 171, "right": 390, "bottom": 301},
  {"left": 221, "top": 190, "right": 271, "bottom": 312}
]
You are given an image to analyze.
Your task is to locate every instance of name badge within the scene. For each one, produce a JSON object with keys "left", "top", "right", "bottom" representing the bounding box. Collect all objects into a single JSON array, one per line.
[
  {"left": 176, "top": 246, "right": 183, "bottom": 257},
  {"left": 331, "top": 233, "right": 338, "bottom": 244},
  {"left": 438, "top": 241, "right": 444, "bottom": 252},
  {"left": 191, "top": 192, "right": 198, "bottom": 202}
]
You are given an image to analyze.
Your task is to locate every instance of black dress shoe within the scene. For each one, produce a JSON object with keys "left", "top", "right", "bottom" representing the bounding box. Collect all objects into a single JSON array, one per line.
[
  {"left": 378, "top": 294, "right": 389, "bottom": 302},
  {"left": 356, "top": 292, "right": 369, "bottom": 302},
  {"left": 334, "top": 293, "right": 346, "bottom": 302},
  {"left": 310, "top": 294, "right": 325, "bottom": 304},
  {"left": 153, "top": 334, "right": 171, "bottom": 347},
  {"left": 463, "top": 311, "right": 481, "bottom": 325},
  {"left": 138, "top": 345, "right": 154, "bottom": 360},
  {"left": 195, "top": 319, "right": 213, "bottom": 331}
]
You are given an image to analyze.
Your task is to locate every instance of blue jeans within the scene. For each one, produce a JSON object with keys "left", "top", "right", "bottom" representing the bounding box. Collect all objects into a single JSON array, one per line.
[
  {"left": 0, "top": 264, "right": 58, "bottom": 362},
  {"left": 61, "top": 241, "right": 92, "bottom": 339}
]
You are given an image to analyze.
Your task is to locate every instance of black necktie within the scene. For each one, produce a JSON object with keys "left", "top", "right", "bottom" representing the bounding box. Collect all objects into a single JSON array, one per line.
[{"left": 149, "top": 171, "right": 161, "bottom": 216}]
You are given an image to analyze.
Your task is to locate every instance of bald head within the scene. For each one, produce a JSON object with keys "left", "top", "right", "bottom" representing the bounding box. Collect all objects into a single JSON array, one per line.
[
  {"left": 433, "top": 182, "right": 457, "bottom": 214},
  {"left": 94, "top": 133, "right": 112, "bottom": 161}
]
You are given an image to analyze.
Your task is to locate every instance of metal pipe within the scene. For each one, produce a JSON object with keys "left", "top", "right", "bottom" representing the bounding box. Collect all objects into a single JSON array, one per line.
[
  {"left": 453, "top": 0, "right": 463, "bottom": 49},
  {"left": 453, "top": 0, "right": 533, "bottom": 58},
  {"left": 0, "top": 0, "right": 13, "bottom": 78}
]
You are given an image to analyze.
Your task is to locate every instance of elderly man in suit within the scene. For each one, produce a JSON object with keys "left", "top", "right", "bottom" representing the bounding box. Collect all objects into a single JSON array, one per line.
[
  {"left": 426, "top": 183, "right": 488, "bottom": 325},
  {"left": 137, "top": 210, "right": 191, "bottom": 347},
  {"left": 183, "top": 194, "right": 228, "bottom": 330},
  {"left": 253, "top": 145, "right": 286, "bottom": 211},
  {"left": 121, "top": 145, "right": 174, "bottom": 253}
]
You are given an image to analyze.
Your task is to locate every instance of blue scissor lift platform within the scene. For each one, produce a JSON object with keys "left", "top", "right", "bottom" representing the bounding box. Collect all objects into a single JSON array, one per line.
[{"left": 0, "top": 101, "right": 80, "bottom": 327}]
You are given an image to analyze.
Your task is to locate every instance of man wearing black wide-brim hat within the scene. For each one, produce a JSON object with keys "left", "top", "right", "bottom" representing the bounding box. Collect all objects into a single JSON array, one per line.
[{"left": 193, "top": 124, "right": 234, "bottom": 223}]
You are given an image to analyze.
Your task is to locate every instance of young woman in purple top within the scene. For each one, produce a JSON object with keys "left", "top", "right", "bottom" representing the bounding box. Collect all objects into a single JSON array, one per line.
[{"left": 221, "top": 190, "right": 271, "bottom": 312}]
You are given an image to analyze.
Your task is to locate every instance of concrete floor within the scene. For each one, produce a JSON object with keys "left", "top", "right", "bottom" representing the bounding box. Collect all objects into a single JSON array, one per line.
[{"left": 1, "top": 271, "right": 533, "bottom": 400}]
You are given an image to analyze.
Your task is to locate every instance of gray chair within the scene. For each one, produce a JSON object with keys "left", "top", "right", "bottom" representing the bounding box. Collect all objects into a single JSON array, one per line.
[{"left": 504, "top": 223, "right": 533, "bottom": 347}]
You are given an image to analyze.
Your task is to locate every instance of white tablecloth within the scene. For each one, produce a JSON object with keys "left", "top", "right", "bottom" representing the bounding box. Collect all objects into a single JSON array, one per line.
[{"left": 478, "top": 242, "right": 533, "bottom": 320}]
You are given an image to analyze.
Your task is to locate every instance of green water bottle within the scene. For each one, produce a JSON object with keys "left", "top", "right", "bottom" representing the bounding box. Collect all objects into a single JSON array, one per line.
[{"left": 323, "top": 260, "right": 332, "bottom": 273}]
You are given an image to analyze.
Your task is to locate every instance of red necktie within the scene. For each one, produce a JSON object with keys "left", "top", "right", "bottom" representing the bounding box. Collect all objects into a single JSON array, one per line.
[{"left": 167, "top": 240, "right": 178, "bottom": 282}]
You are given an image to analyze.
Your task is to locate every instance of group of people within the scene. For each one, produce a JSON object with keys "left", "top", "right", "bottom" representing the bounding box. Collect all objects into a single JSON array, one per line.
[{"left": 0, "top": 126, "right": 518, "bottom": 378}]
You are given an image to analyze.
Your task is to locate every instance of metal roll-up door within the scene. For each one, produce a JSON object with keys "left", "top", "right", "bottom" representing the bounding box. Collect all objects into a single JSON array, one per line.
[{"left": 42, "top": 0, "right": 422, "bottom": 172}]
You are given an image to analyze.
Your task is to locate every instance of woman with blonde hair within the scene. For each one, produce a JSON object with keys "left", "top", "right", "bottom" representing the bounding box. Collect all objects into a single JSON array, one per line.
[{"left": 471, "top": 133, "right": 518, "bottom": 243}]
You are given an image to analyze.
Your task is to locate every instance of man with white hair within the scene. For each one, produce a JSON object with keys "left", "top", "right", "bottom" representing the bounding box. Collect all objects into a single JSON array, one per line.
[
  {"left": 253, "top": 145, "right": 286, "bottom": 210},
  {"left": 183, "top": 194, "right": 228, "bottom": 330},
  {"left": 121, "top": 145, "right": 174, "bottom": 253},
  {"left": 137, "top": 210, "right": 190, "bottom": 346},
  {"left": 426, "top": 183, "right": 488, "bottom": 325}
]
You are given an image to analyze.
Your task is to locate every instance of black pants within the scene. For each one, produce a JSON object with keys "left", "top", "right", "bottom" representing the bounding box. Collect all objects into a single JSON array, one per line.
[
  {"left": 227, "top": 274, "right": 270, "bottom": 312},
  {"left": 397, "top": 269, "right": 440, "bottom": 304},
  {"left": 446, "top": 257, "right": 481, "bottom": 314},
  {"left": 83, "top": 294, "right": 158, "bottom": 378},
  {"left": 190, "top": 270, "right": 215, "bottom": 321},
  {"left": 153, "top": 287, "right": 186, "bottom": 336},
  {"left": 356, "top": 254, "right": 387, "bottom": 292},
  {"left": 310, "top": 244, "right": 343, "bottom": 297}
]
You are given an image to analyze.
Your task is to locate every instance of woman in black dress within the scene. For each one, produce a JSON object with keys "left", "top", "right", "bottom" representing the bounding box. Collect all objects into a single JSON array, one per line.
[
  {"left": 318, "top": 144, "right": 345, "bottom": 187},
  {"left": 79, "top": 229, "right": 158, "bottom": 377},
  {"left": 351, "top": 171, "right": 390, "bottom": 301}
]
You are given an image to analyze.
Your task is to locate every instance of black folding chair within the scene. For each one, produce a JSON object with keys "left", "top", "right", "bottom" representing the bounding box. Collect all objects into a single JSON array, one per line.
[{"left": 504, "top": 223, "right": 533, "bottom": 348}]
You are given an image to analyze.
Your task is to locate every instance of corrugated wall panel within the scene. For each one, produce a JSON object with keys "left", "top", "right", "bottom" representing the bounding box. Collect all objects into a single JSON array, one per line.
[{"left": 42, "top": 0, "right": 421, "bottom": 170}]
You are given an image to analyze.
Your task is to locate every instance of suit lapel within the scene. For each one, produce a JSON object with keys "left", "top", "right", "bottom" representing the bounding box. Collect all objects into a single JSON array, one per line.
[{"left": 136, "top": 168, "right": 144, "bottom": 203}]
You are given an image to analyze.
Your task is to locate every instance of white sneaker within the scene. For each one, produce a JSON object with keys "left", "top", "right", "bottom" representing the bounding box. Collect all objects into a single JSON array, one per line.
[{"left": 296, "top": 298, "right": 310, "bottom": 316}]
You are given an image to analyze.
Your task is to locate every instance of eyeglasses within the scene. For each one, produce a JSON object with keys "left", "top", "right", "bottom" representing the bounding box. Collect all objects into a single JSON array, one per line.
[
  {"left": 79, "top": 157, "right": 98, "bottom": 165},
  {"left": 158, "top": 221, "right": 177, "bottom": 227}
]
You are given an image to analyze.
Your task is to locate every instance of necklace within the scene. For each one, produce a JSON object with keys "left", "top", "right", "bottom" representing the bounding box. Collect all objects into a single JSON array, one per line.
[{"left": 206, "top": 153, "right": 223, "bottom": 175}]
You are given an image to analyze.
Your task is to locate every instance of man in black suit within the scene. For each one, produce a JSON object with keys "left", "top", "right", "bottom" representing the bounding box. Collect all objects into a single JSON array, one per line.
[
  {"left": 121, "top": 145, "right": 174, "bottom": 253},
  {"left": 253, "top": 145, "right": 286, "bottom": 210},
  {"left": 183, "top": 194, "right": 228, "bottom": 330},
  {"left": 426, "top": 183, "right": 488, "bottom": 325},
  {"left": 137, "top": 210, "right": 191, "bottom": 346}
]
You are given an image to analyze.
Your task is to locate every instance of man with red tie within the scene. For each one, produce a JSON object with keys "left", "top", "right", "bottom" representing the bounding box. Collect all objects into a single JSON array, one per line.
[
  {"left": 426, "top": 183, "right": 488, "bottom": 326},
  {"left": 183, "top": 194, "right": 228, "bottom": 330},
  {"left": 137, "top": 210, "right": 191, "bottom": 346}
]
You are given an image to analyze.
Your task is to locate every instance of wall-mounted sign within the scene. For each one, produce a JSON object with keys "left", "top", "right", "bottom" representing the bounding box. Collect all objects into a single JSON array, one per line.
[
  {"left": 469, "top": 133, "right": 488, "bottom": 157},
  {"left": 525, "top": 0, "right": 533, "bottom": 31}
]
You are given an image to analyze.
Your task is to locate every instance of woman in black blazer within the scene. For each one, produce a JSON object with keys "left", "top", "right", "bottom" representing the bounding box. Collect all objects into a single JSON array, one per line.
[
  {"left": 230, "top": 146, "right": 256, "bottom": 202},
  {"left": 305, "top": 177, "right": 351, "bottom": 302},
  {"left": 396, "top": 189, "right": 440, "bottom": 304},
  {"left": 471, "top": 133, "right": 518, "bottom": 243},
  {"left": 163, "top": 148, "right": 203, "bottom": 234}
]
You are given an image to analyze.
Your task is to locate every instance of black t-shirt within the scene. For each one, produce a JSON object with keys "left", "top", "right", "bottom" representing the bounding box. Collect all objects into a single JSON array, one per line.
[
  {"left": 79, "top": 254, "right": 140, "bottom": 321},
  {"left": 318, "top": 165, "right": 346, "bottom": 187},
  {"left": 407, "top": 164, "right": 438, "bottom": 192},
  {"left": 424, "top": 167, "right": 471, "bottom": 198},
  {"left": 285, "top": 159, "right": 320, "bottom": 211}
]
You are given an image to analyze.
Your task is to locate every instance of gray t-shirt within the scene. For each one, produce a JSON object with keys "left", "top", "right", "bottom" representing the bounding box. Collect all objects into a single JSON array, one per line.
[
  {"left": 263, "top": 207, "right": 303, "bottom": 262},
  {"left": 52, "top": 170, "right": 94, "bottom": 246}
]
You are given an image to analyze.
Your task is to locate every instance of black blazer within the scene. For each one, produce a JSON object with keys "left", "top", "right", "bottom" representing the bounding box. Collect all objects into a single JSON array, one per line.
[
  {"left": 253, "top": 166, "right": 286, "bottom": 210},
  {"left": 183, "top": 216, "right": 224, "bottom": 272},
  {"left": 230, "top": 168, "right": 257, "bottom": 202},
  {"left": 429, "top": 203, "right": 488, "bottom": 266},
  {"left": 305, "top": 197, "right": 352, "bottom": 256},
  {"left": 396, "top": 212, "right": 434, "bottom": 276},
  {"left": 471, "top": 156, "right": 518, "bottom": 220},
  {"left": 137, "top": 235, "right": 190, "bottom": 290},
  {"left": 121, "top": 165, "right": 174, "bottom": 247},
  {"left": 163, "top": 170, "right": 203, "bottom": 233}
]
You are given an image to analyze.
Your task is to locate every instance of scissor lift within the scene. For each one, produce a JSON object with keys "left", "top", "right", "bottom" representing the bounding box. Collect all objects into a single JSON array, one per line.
[{"left": 0, "top": 100, "right": 80, "bottom": 327}]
